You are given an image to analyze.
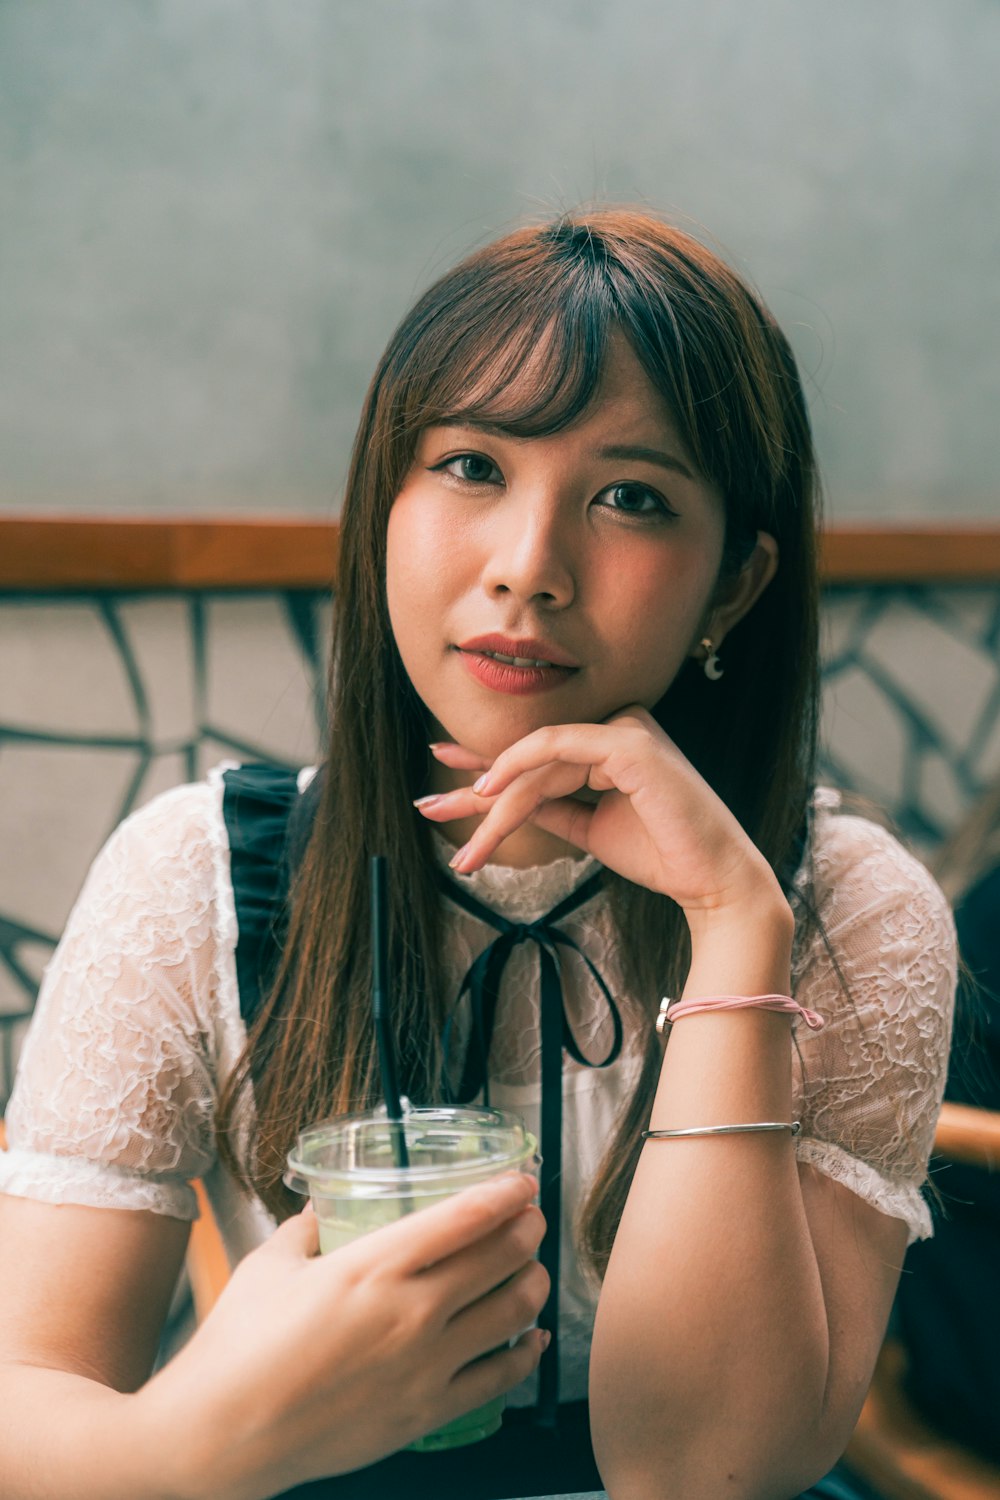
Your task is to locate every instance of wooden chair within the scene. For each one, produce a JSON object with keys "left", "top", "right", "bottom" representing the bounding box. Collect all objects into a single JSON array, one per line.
[
  {"left": 842, "top": 1101, "right": 1000, "bottom": 1500},
  {"left": 186, "top": 1178, "right": 231, "bottom": 1320}
]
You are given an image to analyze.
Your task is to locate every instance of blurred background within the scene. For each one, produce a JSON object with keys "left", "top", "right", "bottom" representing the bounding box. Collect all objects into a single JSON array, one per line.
[
  {"left": 2, "top": 2, "right": 998, "bottom": 1074},
  {"left": 3, "top": 7, "right": 1000, "bottom": 1489},
  {"left": 2, "top": 0, "right": 998, "bottom": 520}
]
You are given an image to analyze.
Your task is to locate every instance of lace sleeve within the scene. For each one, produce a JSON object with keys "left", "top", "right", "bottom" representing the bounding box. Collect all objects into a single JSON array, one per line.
[
  {"left": 0, "top": 783, "right": 226, "bottom": 1220},
  {"left": 792, "top": 810, "right": 957, "bottom": 1245}
]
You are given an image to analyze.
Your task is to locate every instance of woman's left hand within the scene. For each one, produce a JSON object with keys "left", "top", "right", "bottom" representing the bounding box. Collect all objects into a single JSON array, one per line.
[{"left": 416, "top": 707, "right": 781, "bottom": 920}]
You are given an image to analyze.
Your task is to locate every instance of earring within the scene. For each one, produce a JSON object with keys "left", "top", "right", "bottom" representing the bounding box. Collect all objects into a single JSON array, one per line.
[{"left": 700, "top": 637, "right": 723, "bottom": 681}]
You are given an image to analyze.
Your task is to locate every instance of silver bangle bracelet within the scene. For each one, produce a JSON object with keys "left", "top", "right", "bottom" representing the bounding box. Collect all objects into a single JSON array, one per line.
[{"left": 641, "top": 1121, "right": 801, "bottom": 1140}]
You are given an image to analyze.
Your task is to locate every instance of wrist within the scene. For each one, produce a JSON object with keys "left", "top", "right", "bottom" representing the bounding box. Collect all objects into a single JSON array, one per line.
[
  {"left": 684, "top": 888, "right": 793, "bottom": 952},
  {"left": 682, "top": 893, "right": 794, "bottom": 1001},
  {"left": 134, "top": 1366, "right": 252, "bottom": 1500}
]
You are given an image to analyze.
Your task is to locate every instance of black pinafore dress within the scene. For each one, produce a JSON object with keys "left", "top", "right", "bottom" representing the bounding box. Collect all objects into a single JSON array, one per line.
[{"left": 220, "top": 764, "right": 879, "bottom": 1500}]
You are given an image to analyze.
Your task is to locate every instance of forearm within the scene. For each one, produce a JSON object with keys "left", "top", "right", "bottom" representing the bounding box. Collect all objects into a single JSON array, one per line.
[
  {"left": 590, "top": 899, "right": 837, "bottom": 1500},
  {"left": 0, "top": 1363, "right": 194, "bottom": 1500}
]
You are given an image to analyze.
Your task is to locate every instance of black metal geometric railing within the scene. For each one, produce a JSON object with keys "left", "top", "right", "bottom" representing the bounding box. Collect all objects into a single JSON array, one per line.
[{"left": 3, "top": 579, "right": 999, "bottom": 1108}]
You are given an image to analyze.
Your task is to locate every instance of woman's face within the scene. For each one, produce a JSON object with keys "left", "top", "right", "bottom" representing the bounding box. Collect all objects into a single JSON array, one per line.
[{"left": 386, "top": 336, "right": 732, "bottom": 761}]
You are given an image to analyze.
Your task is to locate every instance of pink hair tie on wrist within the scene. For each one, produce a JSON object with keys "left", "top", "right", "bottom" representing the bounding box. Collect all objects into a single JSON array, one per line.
[{"left": 655, "top": 993, "right": 825, "bottom": 1036}]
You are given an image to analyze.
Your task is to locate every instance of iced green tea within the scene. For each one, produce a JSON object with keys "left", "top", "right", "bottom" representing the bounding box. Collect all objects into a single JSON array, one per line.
[{"left": 285, "top": 1105, "right": 538, "bottom": 1451}]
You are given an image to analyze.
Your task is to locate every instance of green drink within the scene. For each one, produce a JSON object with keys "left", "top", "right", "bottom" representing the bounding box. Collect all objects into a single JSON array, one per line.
[{"left": 284, "top": 1104, "right": 538, "bottom": 1452}]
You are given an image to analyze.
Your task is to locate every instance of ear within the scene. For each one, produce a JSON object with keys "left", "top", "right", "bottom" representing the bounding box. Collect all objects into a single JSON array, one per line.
[{"left": 693, "top": 532, "right": 779, "bottom": 658}]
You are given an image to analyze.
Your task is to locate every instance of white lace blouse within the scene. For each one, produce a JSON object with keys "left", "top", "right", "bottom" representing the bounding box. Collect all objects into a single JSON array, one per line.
[{"left": 0, "top": 770, "right": 957, "bottom": 1404}]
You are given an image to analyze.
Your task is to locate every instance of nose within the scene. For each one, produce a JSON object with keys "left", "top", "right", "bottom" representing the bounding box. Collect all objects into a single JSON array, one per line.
[{"left": 479, "top": 499, "right": 576, "bottom": 609}]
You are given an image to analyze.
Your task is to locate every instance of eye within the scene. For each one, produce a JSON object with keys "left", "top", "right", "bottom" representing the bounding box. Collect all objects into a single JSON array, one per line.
[
  {"left": 598, "top": 482, "right": 677, "bottom": 519},
  {"left": 431, "top": 452, "right": 504, "bottom": 486}
]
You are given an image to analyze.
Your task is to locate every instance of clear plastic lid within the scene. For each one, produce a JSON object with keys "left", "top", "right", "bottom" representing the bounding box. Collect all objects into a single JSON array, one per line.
[{"left": 284, "top": 1101, "right": 537, "bottom": 1197}]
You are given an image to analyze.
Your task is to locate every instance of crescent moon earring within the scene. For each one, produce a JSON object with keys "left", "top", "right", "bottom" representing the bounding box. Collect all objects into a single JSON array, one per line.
[{"left": 700, "top": 637, "right": 723, "bottom": 681}]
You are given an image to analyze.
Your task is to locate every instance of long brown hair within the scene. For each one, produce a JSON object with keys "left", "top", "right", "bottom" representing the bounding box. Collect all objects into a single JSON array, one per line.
[{"left": 217, "top": 209, "right": 821, "bottom": 1275}]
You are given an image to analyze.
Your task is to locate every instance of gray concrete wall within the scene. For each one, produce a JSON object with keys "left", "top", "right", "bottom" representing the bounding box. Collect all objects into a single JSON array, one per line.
[{"left": 2, "top": 0, "right": 998, "bottom": 519}]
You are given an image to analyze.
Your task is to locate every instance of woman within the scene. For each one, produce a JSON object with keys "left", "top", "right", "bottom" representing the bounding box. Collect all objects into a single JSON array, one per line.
[{"left": 0, "top": 209, "right": 955, "bottom": 1499}]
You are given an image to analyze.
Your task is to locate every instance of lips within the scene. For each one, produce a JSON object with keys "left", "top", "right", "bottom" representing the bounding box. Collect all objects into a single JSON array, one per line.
[
  {"left": 456, "top": 633, "right": 580, "bottom": 670},
  {"left": 454, "top": 634, "right": 579, "bottom": 697}
]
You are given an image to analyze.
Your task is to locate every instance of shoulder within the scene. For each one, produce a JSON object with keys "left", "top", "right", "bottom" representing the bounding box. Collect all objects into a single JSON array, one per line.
[
  {"left": 808, "top": 795, "right": 954, "bottom": 942},
  {"left": 56, "top": 777, "right": 236, "bottom": 986},
  {"left": 795, "top": 794, "right": 957, "bottom": 1032},
  {"left": 87, "top": 777, "right": 226, "bottom": 908},
  {"left": 91, "top": 763, "right": 315, "bottom": 890}
]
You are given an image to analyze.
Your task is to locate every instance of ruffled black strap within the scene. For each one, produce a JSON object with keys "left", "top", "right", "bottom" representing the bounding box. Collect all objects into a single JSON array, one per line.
[{"left": 221, "top": 763, "right": 312, "bottom": 1029}]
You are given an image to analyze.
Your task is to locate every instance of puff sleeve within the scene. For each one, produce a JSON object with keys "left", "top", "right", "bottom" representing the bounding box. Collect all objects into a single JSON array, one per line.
[
  {"left": 0, "top": 783, "right": 231, "bottom": 1220},
  {"left": 791, "top": 807, "right": 957, "bottom": 1244}
]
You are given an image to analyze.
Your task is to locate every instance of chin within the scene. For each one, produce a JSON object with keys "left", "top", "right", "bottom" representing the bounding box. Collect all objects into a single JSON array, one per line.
[
  {"left": 449, "top": 721, "right": 526, "bottom": 759},
  {"left": 432, "top": 702, "right": 553, "bottom": 759}
]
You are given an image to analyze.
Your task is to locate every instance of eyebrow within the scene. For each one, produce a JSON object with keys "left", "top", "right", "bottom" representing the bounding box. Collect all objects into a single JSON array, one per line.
[
  {"left": 596, "top": 444, "right": 695, "bottom": 481},
  {"left": 437, "top": 422, "right": 696, "bottom": 482}
]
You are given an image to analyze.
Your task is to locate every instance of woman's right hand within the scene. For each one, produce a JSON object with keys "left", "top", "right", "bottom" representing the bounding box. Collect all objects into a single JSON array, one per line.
[{"left": 146, "top": 1171, "right": 548, "bottom": 1500}]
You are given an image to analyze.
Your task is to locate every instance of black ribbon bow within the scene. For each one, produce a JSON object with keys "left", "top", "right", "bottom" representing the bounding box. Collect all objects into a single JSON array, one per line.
[{"left": 437, "top": 866, "right": 623, "bottom": 1425}]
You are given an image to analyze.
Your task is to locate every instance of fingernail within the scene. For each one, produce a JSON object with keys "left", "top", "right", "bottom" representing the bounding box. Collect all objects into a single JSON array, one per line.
[
  {"left": 472, "top": 774, "right": 490, "bottom": 794},
  {"left": 413, "top": 794, "right": 442, "bottom": 808},
  {"left": 539, "top": 1329, "right": 552, "bottom": 1351},
  {"left": 449, "top": 843, "right": 471, "bottom": 869}
]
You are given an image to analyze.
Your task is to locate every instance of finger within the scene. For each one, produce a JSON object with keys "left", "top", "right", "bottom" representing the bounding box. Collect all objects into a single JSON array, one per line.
[
  {"left": 475, "top": 721, "right": 659, "bottom": 800},
  {"left": 422, "top": 1204, "right": 546, "bottom": 1319},
  {"left": 263, "top": 1201, "right": 320, "bottom": 1261},
  {"left": 528, "top": 795, "right": 596, "bottom": 852},
  {"left": 450, "top": 765, "right": 588, "bottom": 871},
  {"left": 331, "top": 1172, "right": 539, "bottom": 1278},
  {"left": 414, "top": 787, "right": 492, "bottom": 822},
  {"left": 473, "top": 723, "right": 620, "bottom": 797},
  {"left": 443, "top": 1328, "right": 548, "bottom": 1422},
  {"left": 428, "top": 741, "right": 491, "bottom": 771},
  {"left": 443, "top": 1258, "right": 550, "bottom": 1365}
]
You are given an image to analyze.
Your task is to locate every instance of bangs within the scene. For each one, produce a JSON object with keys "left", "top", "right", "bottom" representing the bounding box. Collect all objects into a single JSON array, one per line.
[
  {"left": 371, "top": 212, "right": 804, "bottom": 560},
  {"left": 395, "top": 238, "right": 617, "bottom": 439}
]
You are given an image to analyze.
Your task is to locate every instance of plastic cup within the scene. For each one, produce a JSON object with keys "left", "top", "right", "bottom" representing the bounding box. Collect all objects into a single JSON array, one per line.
[{"left": 284, "top": 1104, "right": 539, "bottom": 1452}]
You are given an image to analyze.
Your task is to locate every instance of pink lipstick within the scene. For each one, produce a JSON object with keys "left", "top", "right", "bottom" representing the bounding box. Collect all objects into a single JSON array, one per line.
[{"left": 455, "top": 633, "right": 579, "bottom": 697}]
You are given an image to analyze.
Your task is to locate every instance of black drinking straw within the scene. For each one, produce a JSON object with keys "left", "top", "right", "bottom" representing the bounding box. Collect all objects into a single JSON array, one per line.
[{"left": 371, "top": 855, "right": 410, "bottom": 1169}]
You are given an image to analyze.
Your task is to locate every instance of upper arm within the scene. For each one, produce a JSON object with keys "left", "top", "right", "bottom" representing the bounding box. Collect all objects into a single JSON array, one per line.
[
  {"left": 0, "top": 783, "right": 225, "bottom": 1390},
  {"left": 0, "top": 1193, "right": 190, "bottom": 1392},
  {"left": 792, "top": 813, "right": 954, "bottom": 1444},
  {"left": 2, "top": 782, "right": 223, "bottom": 1219},
  {"left": 798, "top": 1160, "right": 907, "bottom": 1445}
]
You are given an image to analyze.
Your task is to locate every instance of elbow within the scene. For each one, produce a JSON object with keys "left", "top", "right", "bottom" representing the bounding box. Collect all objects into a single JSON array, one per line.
[
  {"left": 594, "top": 1454, "right": 841, "bottom": 1500},
  {"left": 591, "top": 1407, "right": 849, "bottom": 1500}
]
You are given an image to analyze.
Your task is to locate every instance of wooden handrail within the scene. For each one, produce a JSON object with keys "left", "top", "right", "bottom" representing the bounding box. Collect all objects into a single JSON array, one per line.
[
  {"left": 1, "top": 515, "right": 998, "bottom": 589},
  {"left": 934, "top": 1101, "right": 1000, "bottom": 1170},
  {"left": 0, "top": 516, "right": 339, "bottom": 590}
]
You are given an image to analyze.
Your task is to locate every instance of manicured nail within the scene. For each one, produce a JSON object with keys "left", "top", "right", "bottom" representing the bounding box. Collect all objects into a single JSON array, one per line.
[
  {"left": 413, "top": 794, "right": 442, "bottom": 808},
  {"left": 472, "top": 774, "right": 490, "bottom": 794},
  {"left": 449, "top": 843, "right": 471, "bottom": 869}
]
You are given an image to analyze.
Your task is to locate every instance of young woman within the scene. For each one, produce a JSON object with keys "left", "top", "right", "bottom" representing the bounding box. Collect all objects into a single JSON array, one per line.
[{"left": 0, "top": 210, "right": 956, "bottom": 1500}]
